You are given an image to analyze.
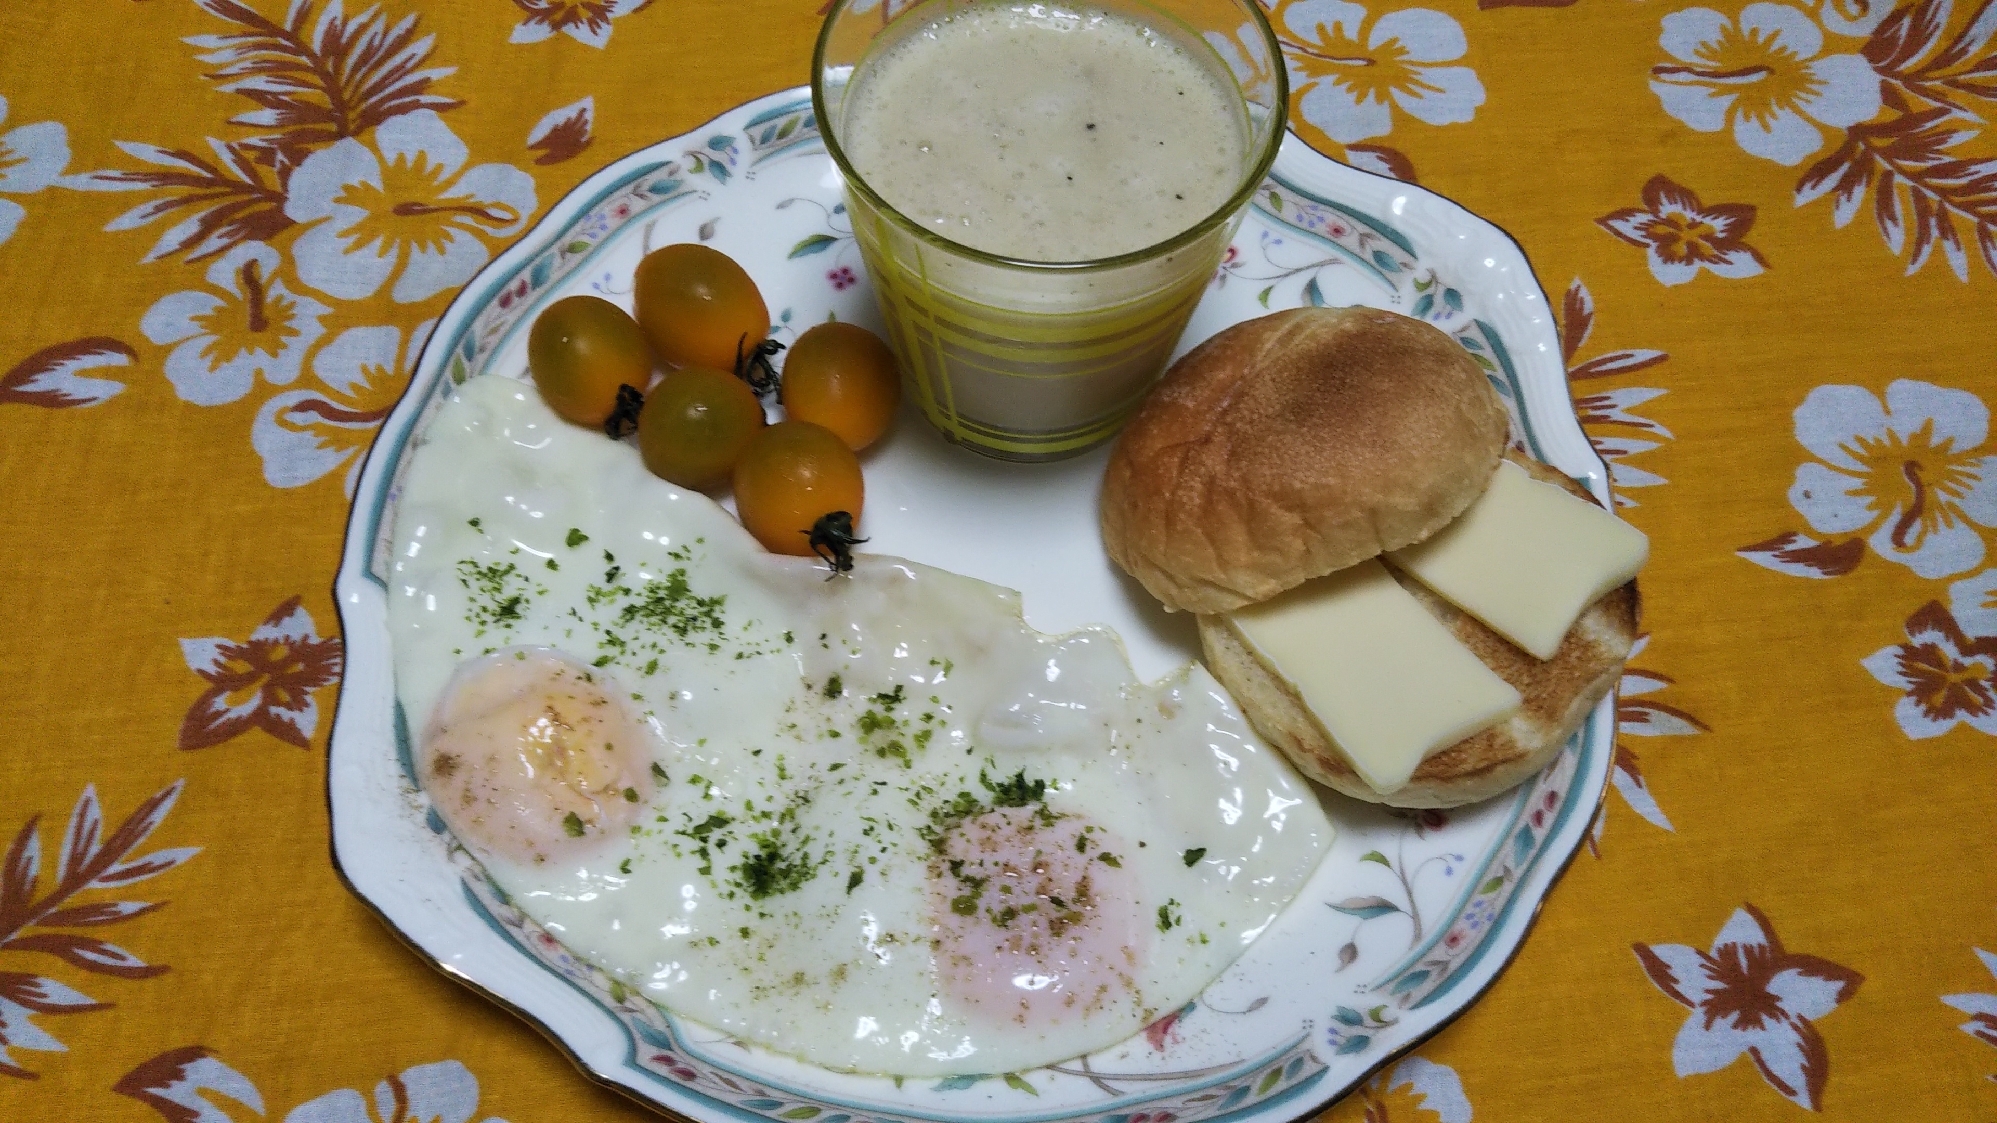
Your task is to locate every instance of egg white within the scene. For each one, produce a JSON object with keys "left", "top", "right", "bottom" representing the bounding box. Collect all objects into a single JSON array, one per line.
[{"left": 387, "top": 374, "right": 1332, "bottom": 1075}]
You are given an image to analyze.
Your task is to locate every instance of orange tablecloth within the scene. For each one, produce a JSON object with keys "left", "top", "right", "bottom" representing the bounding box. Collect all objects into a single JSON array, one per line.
[{"left": 3, "top": 0, "right": 1995, "bottom": 1119}]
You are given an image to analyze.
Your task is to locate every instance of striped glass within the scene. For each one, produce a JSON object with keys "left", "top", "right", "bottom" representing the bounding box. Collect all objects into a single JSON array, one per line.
[{"left": 812, "top": 0, "right": 1287, "bottom": 461}]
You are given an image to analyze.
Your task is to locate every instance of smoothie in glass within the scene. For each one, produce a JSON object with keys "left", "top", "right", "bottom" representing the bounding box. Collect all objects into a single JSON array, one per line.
[
  {"left": 839, "top": 5, "right": 1246, "bottom": 263},
  {"left": 814, "top": 0, "right": 1285, "bottom": 461}
]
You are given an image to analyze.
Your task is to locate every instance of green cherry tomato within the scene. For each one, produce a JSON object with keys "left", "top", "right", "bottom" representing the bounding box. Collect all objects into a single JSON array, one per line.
[
  {"left": 528, "top": 295, "right": 655, "bottom": 428},
  {"left": 637, "top": 367, "right": 766, "bottom": 490}
]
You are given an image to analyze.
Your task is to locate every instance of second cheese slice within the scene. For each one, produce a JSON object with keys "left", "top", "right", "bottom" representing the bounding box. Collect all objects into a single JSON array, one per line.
[
  {"left": 1226, "top": 559, "right": 1522, "bottom": 795},
  {"left": 1386, "top": 460, "right": 1649, "bottom": 660}
]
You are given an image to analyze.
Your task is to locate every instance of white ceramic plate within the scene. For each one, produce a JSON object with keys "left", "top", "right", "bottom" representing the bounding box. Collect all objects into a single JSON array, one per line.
[{"left": 330, "top": 87, "right": 1610, "bottom": 1123}]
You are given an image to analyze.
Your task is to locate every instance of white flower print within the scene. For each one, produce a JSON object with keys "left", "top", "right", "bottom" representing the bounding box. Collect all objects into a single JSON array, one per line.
[
  {"left": 253, "top": 320, "right": 432, "bottom": 494},
  {"left": 0, "top": 977, "right": 80, "bottom": 1073},
  {"left": 284, "top": 1060, "right": 503, "bottom": 1123},
  {"left": 1277, "top": 0, "right": 1485, "bottom": 145},
  {"left": 1650, "top": 3, "right": 1881, "bottom": 166},
  {"left": 116, "top": 1052, "right": 507, "bottom": 1123},
  {"left": 1952, "top": 568, "right": 1997, "bottom": 638},
  {"left": 0, "top": 94, "right": 71, "bottom": 246},
  {"left": 509, "top": 0, "right": 650, "bottom": 48},
  {"left": 1204, "top": 19, "right": 1279, "bottom": 101},
  {"left": 285, "top": 111, "right": 535, "bottom": 304},
  {"left": 139, "top": 242, "right": 330, "bottom": 406},
  {"left": 1596, "top": 175, "right": 1769, "bottom": 287},
  {"left": 1942, "top": 948, "right": 1997, "bottom": 1052},
  {"left": 1336, "top": 1055, "right": 1473, "bottom": 1122},
  {"left": 1788, "top": 379, "right": 1997, "bottom": 579},
  {"left": 1634, "top": 904, "right": 1861, "bottom": 1110},
  {"left": 1861, "top": 600, "right": 1997, "bottom": 739}
]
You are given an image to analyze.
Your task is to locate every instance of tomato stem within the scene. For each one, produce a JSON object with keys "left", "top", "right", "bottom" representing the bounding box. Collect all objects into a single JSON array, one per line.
[
  {"left": 605, "top": 383, "right": 644, "bottom": 439},
  {"left": 806, "top": 511, "right": 867, "bottom": 576},
  {"left": 736, "top": 334, "right": 786, "bottom": 399}
]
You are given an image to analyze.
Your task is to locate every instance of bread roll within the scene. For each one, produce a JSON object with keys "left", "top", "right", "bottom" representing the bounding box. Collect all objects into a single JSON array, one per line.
[
  {"left": 1197, "top": 455, "right": 1638, "bottom": 808},
  {"left": 1100, "top": 307, "right": 1510, "bottom": 615}
]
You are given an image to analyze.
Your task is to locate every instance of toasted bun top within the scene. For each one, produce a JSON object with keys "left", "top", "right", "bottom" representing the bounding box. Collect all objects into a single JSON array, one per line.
[{"left": 1101, "top": 307, "right": 1511, "bottom": 614}]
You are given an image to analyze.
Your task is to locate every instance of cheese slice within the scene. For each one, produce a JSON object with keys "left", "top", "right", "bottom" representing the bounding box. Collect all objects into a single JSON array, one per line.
[
  {"left": 1386, "top": 460, "right": 1648, "bottom": 660},
  {"left": 1226, "top": 559, "right": 1521, "bottom": 795}
]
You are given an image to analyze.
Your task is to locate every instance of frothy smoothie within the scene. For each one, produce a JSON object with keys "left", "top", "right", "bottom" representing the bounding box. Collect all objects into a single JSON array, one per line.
[{"left": 839, "top": 3, "right": 1248, "bottom": 263}]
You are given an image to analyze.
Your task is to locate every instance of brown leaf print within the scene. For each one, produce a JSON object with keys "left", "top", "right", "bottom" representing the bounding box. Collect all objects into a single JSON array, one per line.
[
  {"left": 1596, "top": 638, "right": 1706, "bottom": 844},
  {"left": 178, "top": 596, "right": 342, "bottom": 750},
  {"left": 1570, "top": 351, "right": 1670, "bottom": 381},
  {"left": 1605, "top": 745, "right": 1656, "bottom": 837},
  {"left": 528, "top": 97, "right": 595, "bottom": 165},
  {"left": 1562, "top": 278, "right": 1671, "bottom": 406},
  {"left": 1796, "top": 106, "right": 1997, "bottom": 281},
  {"left": 115, "top": 1045, "right": 264, "bottom": 1122},
  {"left": 0, "top": 783, "right": 197, "bottom": 1078},
  {"left": 82, "top": 0, "right": 460, "bottom": 263},
  {"left": 1793, "top": 1, "right": 1997, "bottom": 280},
  {"left": 1738, "top": 531, "right": 1868, "bottom": 578},
  {"left": 192, "top": 0, "right": 462, "bottom": 152},
  {"left": 1966, "top": 1006, "right": 1997, "bottom": 1046},
  {"left": 1560, "top": 279, "right": 1672, "bottom": 505},
  {"left": 1634, "top": 904, "right": 1862, "bottom": 1110},
  {"left": 1941, "top": 949, "right": 1997, "bottom": 1059},
  {"left": 0, "top": 338, "right": 133, "bottom": 409},
  {"left": 0, "top": 973, "right": 110, "bottom": 1078},
  {"left": 1864, "top": 0, "right": 1997, "bottom": 112},
  {"left": 87, "top": 141, "right": 292, "bottom": 264},
  {"left": 1619, "top": 696, "right": 1709, "bottom": 739}
]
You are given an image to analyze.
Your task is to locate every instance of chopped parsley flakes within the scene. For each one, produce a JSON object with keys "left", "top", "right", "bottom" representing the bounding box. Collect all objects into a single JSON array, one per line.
[
  {"left": 618, "top": 568, "right": 727, "bottom": 641},
  {"left": 983, "top": 767, "right": 1047, "bottom": 808},
  {"left": 919, "top": 767, "right": 1055, "bottom": 853},
  {"left": 852, "top": 684, "right": 940, "bottom": 767},
  {"left": 732, "top": 830, "right": 823, "bottom": 900},
  {"left": 456, "top": 558, "right": 545, "bottom": 638}
]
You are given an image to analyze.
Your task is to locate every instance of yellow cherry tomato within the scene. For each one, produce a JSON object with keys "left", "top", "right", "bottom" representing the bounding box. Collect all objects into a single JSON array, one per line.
[
  {"left": 733, "top": 421, "right": 865, "bottom": 556},
  {"left": 527, "top": 295, "right": 655, "bottom": 428},
  {"left": 632, "top": 243, "right": 771, "bottom": 372},
  {"left": 780, "top": 322, "right": 901, "bottom": 450},
  {"left": 636, "top": 367, "right": 765, "bottom": 490}
]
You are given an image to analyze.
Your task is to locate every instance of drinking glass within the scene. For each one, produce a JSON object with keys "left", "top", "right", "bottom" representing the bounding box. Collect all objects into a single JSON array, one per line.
[{"left": 811, "top": 0, "right": 1287, "bottom": 461}]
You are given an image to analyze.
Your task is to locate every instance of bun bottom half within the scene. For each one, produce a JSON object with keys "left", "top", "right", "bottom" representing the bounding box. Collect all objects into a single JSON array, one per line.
[{"left": 1197, "top": 457, "right": 1640, "bottom": 809}]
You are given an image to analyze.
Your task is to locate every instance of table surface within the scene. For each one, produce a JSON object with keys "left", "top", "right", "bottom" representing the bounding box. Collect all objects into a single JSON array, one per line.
[{"left": 3, "top": 1, "right": 1995, "bottom": 1119}]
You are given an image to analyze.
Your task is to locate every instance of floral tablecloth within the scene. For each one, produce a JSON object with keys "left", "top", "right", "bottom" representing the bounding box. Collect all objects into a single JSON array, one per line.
[{"left": 3, "top": 0, "right": 1994, "bottom": 1119}]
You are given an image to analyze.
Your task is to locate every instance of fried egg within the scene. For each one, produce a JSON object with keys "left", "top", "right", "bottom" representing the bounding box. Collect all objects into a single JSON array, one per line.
[{"left": 387, "top": 375, "right": 1331, "bottom": 1075}]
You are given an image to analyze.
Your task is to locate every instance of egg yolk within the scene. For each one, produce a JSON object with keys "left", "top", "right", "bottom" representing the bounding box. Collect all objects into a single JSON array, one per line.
[
  {"left": 421, "top": 649, "right": 658, "bottom": 864},
  {"left": 929, "top": 809, "right": 1147, "bottom": 1027}
]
